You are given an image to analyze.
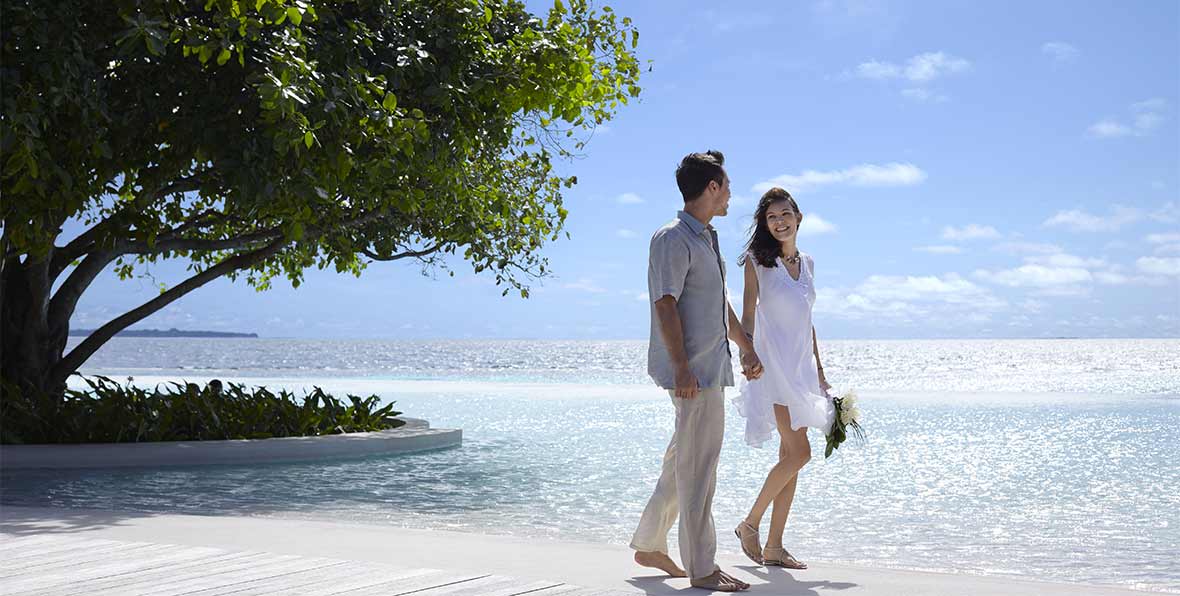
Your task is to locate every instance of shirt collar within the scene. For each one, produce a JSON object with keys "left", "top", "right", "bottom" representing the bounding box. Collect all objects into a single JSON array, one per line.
[{"left": 676, "top": 210, "right": 711, "bottom": 236}]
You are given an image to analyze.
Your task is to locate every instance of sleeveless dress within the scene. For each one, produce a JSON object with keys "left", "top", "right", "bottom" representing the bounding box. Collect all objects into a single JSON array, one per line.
[{"left": 732, "top": 252, "right": 835, "bottom": 448}]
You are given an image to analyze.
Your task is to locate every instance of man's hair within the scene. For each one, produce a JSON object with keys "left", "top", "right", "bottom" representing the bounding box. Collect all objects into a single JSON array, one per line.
[{"left": 675, "top": 150, "right": 726, "bottom": 202}]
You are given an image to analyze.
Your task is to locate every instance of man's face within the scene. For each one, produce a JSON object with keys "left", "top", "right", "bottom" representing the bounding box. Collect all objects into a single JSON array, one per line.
[{"left": 710, "top": 172, "right": 732, "bottom": 217}]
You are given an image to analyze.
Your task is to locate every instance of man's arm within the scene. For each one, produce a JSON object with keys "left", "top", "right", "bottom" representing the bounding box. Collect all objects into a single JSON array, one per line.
[{"left": 654, "top": 295, "right": 699, "bottom": 399}]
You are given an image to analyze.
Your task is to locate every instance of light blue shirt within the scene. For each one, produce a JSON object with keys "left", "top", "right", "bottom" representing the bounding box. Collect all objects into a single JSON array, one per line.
[{"left": 647, "top": 210, "right": 734, "bottom": 390}]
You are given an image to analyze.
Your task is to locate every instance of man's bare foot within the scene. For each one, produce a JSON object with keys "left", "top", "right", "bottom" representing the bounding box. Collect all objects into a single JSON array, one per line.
[
  {"left": 690, "top": 570, "right": 748, "bottom": 592},
  {"left": 634, "top": 551, "right": 687, "bottom": 578}
]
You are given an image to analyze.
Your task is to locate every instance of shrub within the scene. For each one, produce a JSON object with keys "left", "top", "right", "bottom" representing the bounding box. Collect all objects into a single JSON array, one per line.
[{"left": 0, "top": 375, "right": 404, "bottom": 444}]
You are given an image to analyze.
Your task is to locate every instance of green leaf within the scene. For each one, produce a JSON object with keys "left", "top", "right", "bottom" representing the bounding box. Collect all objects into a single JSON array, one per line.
[
  {"left": 382, "top": 92, "right": 397, "bottom": 111},
  {"left": 216, "top": 48, "right": 232, "bottom": 66},
  {"left": 303, "top": 131, "right": 314, "bottom": 148},
  {"left": 286, "top": 7, "right": 302, "bottom": 26}
]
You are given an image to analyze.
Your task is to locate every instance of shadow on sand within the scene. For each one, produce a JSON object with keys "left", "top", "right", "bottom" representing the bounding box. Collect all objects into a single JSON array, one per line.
[
  {"left": 626, "top": 565, "right": 858, "bottom": 595},
  {"left": 0, "top": 506, "right": 163, "bottom": 536}
]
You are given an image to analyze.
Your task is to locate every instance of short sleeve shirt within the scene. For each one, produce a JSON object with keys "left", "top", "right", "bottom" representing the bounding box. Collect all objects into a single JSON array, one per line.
[{"left": 647, "top": 210, "right": 734, "bottom": 389}]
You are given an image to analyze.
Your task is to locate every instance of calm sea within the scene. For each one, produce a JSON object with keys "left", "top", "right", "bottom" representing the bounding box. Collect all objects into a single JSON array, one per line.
[{"left": 2, "top": 338, "right": 1178, "bottom": 592}]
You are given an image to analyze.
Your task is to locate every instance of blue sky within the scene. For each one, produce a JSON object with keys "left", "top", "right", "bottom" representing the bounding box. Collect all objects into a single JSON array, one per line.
[{"left": 69, "top": 0, "right": 1179, "bottom": 339}]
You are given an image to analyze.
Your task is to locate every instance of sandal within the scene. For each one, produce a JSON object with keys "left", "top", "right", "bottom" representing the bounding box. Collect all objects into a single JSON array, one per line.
[
  {"left": 763, "top": 545, "right": 807, "bottom": 569},
  {"left": 733, "top": 521, "right": 763, "bottom": 564}
]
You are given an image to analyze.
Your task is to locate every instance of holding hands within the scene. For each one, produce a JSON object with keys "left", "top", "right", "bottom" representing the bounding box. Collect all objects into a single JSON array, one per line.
[{"left": 740, "top": 349, "right": 763, "bottom": 381}]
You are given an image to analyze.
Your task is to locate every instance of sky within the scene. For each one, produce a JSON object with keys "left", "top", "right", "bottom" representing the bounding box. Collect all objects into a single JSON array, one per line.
[{"left": 67, "top": 0, "right": 1180, "bottom": 340}]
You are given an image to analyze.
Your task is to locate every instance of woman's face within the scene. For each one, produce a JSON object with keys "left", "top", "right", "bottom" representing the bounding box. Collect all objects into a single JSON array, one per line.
[{"left": 764, "top": 200, "right": 802, "bottom": 243}]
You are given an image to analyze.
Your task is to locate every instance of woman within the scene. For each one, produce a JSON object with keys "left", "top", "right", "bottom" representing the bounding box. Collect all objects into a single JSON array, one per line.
[{"left": 731, "top": 186, "right": 835, "bottom": 569}]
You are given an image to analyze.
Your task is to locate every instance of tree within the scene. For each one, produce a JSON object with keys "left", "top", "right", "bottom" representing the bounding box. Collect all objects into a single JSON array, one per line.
[{"left": 0, "top": 0, "right": 641, "bottom": 397}]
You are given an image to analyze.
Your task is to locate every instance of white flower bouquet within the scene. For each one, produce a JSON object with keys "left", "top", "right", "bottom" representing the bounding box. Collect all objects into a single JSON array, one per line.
[{"left": 824, "top": 390, "right": 865, "bottom": 458}]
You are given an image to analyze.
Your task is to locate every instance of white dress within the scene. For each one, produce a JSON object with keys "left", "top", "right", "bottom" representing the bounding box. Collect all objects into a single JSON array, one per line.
[{"left": 733, "top": 252, "right": 835, "bottom": 448}]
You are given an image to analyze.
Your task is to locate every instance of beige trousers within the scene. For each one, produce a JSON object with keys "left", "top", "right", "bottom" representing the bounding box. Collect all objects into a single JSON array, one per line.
[{"left": 629, "top": 387, "right": 725, "bottom": 580}]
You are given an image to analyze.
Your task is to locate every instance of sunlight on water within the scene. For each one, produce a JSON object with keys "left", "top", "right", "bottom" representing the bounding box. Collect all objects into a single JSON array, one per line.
[
  {"left": 4, "top": 338, "right": 1179, "bottom": 592},
  {"left": 64, "top": 337, "right": 1180, "bottom": 395}
]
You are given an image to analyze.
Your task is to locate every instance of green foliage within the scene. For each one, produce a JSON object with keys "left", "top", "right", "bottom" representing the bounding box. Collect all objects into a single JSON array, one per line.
[
  {"left": 0, "top": 375, "right": 405, "bottom": 444},
  {"left": 1, "top": 0, "right": 642, "bottom": 294}
]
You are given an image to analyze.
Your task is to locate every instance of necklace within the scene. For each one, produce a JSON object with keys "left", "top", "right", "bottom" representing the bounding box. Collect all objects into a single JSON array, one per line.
[{"left": 783, "top": 251, "right": 800, "bottom": 265}]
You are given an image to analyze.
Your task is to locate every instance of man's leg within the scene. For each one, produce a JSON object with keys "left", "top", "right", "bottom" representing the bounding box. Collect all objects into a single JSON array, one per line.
[
  {"left": 675, "top": 387, "right": 725, "bottom": 580},
  {"left": 630, "top": 391, "right": 685, "bottom": 576}
]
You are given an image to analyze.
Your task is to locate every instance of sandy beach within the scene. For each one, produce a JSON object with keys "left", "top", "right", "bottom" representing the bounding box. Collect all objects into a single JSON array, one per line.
[{"left": 0, "top": 505, "right": 1157, "bottom": 595}]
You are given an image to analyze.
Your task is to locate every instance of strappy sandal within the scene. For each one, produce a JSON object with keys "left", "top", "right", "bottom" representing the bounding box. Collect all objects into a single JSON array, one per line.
[
  {"left": 733, "top": 520, "right": 763, "bottom": 564},
  {"left": 763, "top": 545, "right": 807, "bottom": 569}
]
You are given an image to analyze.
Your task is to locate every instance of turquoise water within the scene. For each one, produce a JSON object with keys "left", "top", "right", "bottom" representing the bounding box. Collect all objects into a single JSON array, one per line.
[{"left": 2, "top": 338, "right": 1178, "bottom": 592}]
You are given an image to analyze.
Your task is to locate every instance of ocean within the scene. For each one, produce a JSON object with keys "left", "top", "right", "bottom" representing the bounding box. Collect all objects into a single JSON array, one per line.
[{"left": 2, "top": 337, "right": 1177, "bottom": 592}]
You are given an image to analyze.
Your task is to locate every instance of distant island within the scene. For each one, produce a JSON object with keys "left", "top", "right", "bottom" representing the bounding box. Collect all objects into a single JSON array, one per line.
[{"left": 69, "top": 328, "right": 258, "bottom": 338}]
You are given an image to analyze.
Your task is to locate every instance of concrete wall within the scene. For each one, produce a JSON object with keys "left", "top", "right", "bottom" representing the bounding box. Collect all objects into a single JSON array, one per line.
[{"left": 0, "top": 418, "right": 461, "bottom": 469}]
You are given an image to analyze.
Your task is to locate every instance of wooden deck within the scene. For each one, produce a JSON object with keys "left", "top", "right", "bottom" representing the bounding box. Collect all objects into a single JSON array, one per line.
[{"left": 0, "top": 534, "right": 632, "bottom": 596}]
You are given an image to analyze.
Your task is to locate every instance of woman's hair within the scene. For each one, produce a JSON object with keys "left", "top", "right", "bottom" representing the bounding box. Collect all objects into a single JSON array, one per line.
[{"left": 739, "top": 187, "right": 802, "bottom": 269}]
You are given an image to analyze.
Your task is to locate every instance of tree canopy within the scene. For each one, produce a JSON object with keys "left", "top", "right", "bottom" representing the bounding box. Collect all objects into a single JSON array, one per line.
[{"left": 0, "top": 0, "right": 641, "bottom": 395}]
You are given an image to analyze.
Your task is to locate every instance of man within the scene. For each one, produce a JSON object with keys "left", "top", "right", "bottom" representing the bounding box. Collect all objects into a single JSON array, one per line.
[{"left": 630, "top": 150, "right": 763, "bottom": 592}]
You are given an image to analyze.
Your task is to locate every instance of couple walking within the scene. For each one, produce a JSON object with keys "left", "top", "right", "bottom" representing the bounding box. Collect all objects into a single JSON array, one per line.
[{"left": 629, "top": 150, "right": 835, "bottom": 592}]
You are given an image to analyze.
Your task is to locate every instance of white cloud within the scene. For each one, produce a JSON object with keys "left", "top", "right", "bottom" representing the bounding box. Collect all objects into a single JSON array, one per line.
[
  {"left": 858, "top": 274, "right": 989, "bottom": 302},
  {"left": 616, "top": 228, "right": 638, "bottom": 239},
  {"left": 1132, "top": 98, "right": 1168, "bottom": 112},
  {"left": 1137, "top": 256, "right": 1180, "bottom": 276},
  {"left": 1147, "top": 232, "right": 1180, "bottom": 245},
  {"left": 978, "top": 264, "right": 1093, "bottom": 287},
  {"left": 1088, "top": 120, "right": 1134, "bottom": 138},
  {"left": 905, "top": 52, "right": 971, "bottom": 82},
  {"left": 1018, "top": 298, "right": 1047, "bottom": 313},
  {"left": 1041, "top": 41, "right": 1079, "bottom": 63},
  {"left": 815, "top": 273, "right": 1006, "bottom": 322},
  {"left": 1089, "top": 99, "right": 1167, "bottom": 138},
  {"left": 1134, "top": 112, "right": 1164, "bottom": 131},
  {"left": 754, "top": 162, "right": 926, "bottom": 192},
  {"left": 1150, "top": 202, "right": 1178, "bottom": 223},
  {"left": 562, "top": 278, "right": 607, "bottom": 294},
  {"left": 1042, "top": 206, "right": 1140, "bottom": 232},
  {"left": 1025, "top": 253, "right": 1106, "bottom": 268},
  {"left": 993, "top": 241, "right": 1063, "bottom": 255},
  {"left": 941, "top": 224, "right": 1000, "bottom": 241},
  {"left": 901, "top": 88, "right": 948, "bottom": 103},
  {"left": 616, "top": 192, "right": 644, "bottom": 205},
  {"left": 856, "top": 60, "right": 899, "bottom": 79},
  {"left": 855, "top": 52, "right": 970, "bottom": 83},
  {"left": 977, "top": 250, "right": 1169, "bottom": 290},
  {"left": 915, "top": 245, "right": 962, "bottom": 254},
  {"left": 800, "top": 213, "right": 837, "bottom": 236}
]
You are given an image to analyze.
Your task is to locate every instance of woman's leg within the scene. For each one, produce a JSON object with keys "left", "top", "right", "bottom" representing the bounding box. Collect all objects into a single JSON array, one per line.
[
  {"left": 767, "top": 405, "right": 809, "bottom": 548},
  {"left": 744, "top": 404, "right": 811, "bottom": 530}
]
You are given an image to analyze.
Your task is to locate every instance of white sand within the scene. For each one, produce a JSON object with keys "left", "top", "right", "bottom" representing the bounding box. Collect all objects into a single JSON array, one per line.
[{"left": 0, "top": 506, "right": 1152, "bottom": 595}]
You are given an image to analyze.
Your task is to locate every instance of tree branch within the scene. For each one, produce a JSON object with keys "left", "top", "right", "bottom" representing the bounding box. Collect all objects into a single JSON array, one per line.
[
  {"left": 50, "top": 174, "right": 206, "bottom": 278},
  {"left": 123, "top": 228, "right": 283, "bottom": 255},
  {"left": 45, "top": 205, "right": 403, "bottom": 388},
  {"left": 360, "top": 243, "right": 442, "bottom": 262},
  {"left": 47, "top": 237, "right": 290, "bottom": 389},
  {"left": 46, "top": 251, "right": 118, "bottom": 337}
]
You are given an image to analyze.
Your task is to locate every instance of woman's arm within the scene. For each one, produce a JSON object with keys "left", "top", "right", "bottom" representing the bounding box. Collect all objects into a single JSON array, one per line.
[
  {"left": 812, "top": 326, "right": 831, "bottom": 393},
  {"left": 742, "top": 258, "right": 758, "bottom": 339}
]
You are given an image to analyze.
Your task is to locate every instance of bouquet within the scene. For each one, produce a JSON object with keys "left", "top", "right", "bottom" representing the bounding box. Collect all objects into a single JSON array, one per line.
[{"left": 824, "top": 390, "right": 865, "bottom": 458}]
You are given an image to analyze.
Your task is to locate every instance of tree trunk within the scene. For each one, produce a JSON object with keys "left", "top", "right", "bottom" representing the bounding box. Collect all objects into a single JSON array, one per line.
[{"left": 0, "top": 256, "right": 68, "bottom": 398}]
